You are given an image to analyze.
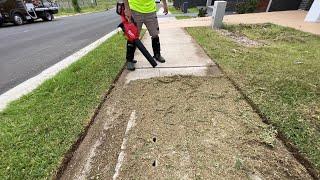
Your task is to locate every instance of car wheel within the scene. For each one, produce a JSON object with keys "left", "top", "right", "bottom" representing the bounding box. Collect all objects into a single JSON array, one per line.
[
  {"left": 42, "top": 11, "right": 53, "bottom": 21},
  {"left": 13, "top": 13, "right": 24, "bottom": 25}
]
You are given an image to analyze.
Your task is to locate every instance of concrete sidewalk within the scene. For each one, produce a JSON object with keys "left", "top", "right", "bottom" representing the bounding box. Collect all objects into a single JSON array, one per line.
[
  {"left": 125, "top": 27, "right": 222, "bottom": 83},
  {"left": 60, "top": 18, "right": 312, "bottom": 179},
  {"left": 158, "top": 10, "right": 320, "bottom": 36},
  {"left": 124, "top": 5, "right": 222, "bottom": 83}
]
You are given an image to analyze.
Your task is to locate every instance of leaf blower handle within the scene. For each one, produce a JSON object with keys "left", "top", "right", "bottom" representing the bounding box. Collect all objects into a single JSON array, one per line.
[{"left": 116, "top": 2, "right": 125, "bottom": 16}]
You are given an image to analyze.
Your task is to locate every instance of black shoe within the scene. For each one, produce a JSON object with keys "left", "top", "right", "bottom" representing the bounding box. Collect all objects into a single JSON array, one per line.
[
  {"left": 152, "top": 37, "right": 165, "bottom": 63},
  {"left": 154, "top": 54, "right": 166, "bottom": 63},
  {"left": 127, "top": 61, "right": 136, "bottom": 71}
]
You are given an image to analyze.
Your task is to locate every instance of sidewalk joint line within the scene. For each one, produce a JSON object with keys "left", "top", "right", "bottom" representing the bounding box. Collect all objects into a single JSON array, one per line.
[{"left": 135, "top": 65, "right": 216, "bottom": 70}]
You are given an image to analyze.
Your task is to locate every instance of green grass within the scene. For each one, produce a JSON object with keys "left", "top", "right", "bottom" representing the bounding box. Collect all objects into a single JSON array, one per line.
[
  {"left": 187, "top": 24, "right": 320, "bottom": 170},
  {"left": 0, "top": 33, "right": 126, "bottom": 179},
  {"left": 168, "top": 5, "right": 198, "bottom": 20},
  {"left": 168, "top": 5, "right": 199, "bottom": 14},
  {"left": 175, "top": 16, "right": 194, "bottom": 20},
  {"left": 56, "top": 0, "right": 116, "bottom": 16}
]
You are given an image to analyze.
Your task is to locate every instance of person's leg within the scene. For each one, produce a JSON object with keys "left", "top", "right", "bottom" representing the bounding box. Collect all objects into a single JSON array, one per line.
[
  {"left": 126, "top": 11, "right": 144, "bottom": 71},
  {"left": 132, "top": 10, "right": 143, "bottom": 34},
  {"left": 144, "top": 12, "right": 165, "bottom": 63},
  {"left": 151, "top": 36, "right": 165, "bottom": 63},
  {"left": 126, "top": 41, "right": 136, "bottom": 71}
]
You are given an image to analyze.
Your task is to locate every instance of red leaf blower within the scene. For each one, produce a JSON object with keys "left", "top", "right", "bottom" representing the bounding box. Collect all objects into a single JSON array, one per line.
[{"left": 116, "top": 2, "right": 157, "bottom": 68}]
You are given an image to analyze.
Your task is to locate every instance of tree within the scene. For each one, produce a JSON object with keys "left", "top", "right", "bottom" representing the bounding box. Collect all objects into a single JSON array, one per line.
[{"left": 72, "top": 0, "right": 81, "bottom": 12}]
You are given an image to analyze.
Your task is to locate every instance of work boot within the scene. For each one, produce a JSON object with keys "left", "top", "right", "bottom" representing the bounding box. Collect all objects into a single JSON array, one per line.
[
  {"left": 152, "top": 36, "right": 166, "bottom": 63},
  {"left": 126, "top": 41, "right": 137, "bottom": 71},
  {"left": 154, "top": 54, "right": 166, "bottom": 63},
  {"left": 127, "top": 61, "right": 136, "bottom": 71}
]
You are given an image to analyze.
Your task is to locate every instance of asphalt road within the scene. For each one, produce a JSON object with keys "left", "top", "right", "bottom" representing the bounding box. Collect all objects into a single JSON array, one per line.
[{"left": 0, "top": 10, "right": 119, "bottom": 95}]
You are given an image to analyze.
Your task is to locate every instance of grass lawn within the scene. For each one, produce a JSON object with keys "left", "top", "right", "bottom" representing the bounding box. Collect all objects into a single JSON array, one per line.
[
  {"left": 0, "top": 33, "right": 126, "bottom": 179},
  {"left": 56, "top": 0, "right": 116, "bottom": 16},
  {"left": 168, "top": 5, "right": 199, "bottom": 14},
  {"left": 187, "top": 24, "right": 320, "bottom": 171},
  {"left": 175, "top": 16, "right": 194, "bottom": 20}
]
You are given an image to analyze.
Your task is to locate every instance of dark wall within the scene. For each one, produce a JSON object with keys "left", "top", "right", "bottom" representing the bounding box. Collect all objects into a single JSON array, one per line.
[
  {"left": 306, "top": 0, "right": 314, "bottom": 10},
  {"left": 173, "top": 0, "right": 246, "bottom": 11},
  {"left": 269, "top": 0, "right": 302, "bottom": 11},
  {"left": 225, "top": 0, "right": 246, "bottom": 11},
  {"left": 173, "top": 0, "right": 207, "bottom": 8}
]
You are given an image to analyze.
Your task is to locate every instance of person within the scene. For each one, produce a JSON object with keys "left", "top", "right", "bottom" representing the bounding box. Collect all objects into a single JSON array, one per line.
[{"left": 123, "top": 0, "right": 168, "bottom": 71}]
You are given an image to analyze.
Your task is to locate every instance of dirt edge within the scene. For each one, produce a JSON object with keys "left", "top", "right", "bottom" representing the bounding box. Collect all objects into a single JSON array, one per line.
[
  {"left": 185, "top": 28, "right": 320, "bottom": 180},
  {"left": 52, "top": 65, "right": 126, "bottom": 180}
]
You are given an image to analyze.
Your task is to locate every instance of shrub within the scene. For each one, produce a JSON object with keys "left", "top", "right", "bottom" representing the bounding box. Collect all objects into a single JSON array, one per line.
[{"left": 198, "top": 7, "right": 207, "bottom": 17}]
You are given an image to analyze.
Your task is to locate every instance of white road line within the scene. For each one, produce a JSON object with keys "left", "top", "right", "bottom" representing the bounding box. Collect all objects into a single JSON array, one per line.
[
  {"left": 113, "top": 110, "right": 137, "bottom": 180},
  {"left": 0, "top": 28, "right": 120, "bottom": 111}
]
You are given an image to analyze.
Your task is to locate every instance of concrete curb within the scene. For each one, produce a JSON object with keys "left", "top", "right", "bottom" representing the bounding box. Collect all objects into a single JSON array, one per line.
[{"left": 0, "top": 28, "right": 120, "bottom": 111}]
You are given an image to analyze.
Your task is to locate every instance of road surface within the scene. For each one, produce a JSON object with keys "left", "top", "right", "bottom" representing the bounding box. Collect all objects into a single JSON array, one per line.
[{"left": 0, "top": 10, "right": 119, "bottom": 94}]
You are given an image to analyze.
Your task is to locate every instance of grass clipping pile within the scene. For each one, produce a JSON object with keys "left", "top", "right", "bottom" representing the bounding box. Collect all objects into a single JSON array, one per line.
[
  {"left": 216, "top": 29, "right": 264, "bottom": 47},
  {"left": 114, "top": 76, "right": 310, "bottom": 179}
]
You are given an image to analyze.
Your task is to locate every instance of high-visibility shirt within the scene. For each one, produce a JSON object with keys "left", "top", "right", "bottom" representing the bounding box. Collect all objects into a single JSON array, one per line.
[{"left": 129, "top": 0, "right": 156, "bottom": 13}]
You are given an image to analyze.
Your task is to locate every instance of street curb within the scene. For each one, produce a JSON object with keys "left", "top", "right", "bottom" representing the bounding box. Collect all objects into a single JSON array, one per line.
[{"left": 0, "top": 28, "right": 120, "bottom": 112}]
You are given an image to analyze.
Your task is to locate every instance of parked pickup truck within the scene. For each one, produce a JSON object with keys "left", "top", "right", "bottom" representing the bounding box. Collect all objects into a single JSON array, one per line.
[{"left": 0, "top": 0, "right": 58, "bottom": 26}]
